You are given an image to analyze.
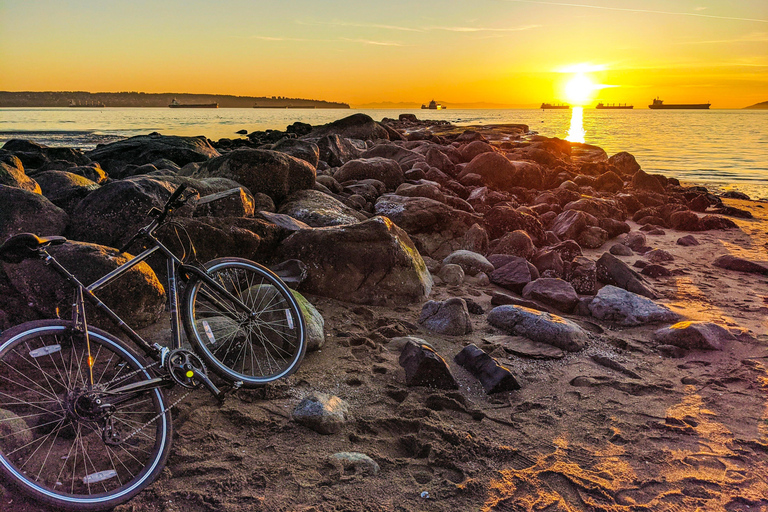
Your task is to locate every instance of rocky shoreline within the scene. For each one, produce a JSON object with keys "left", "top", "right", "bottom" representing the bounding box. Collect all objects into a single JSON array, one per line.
[{"left": 1, "top": 113, "right": 767, "bottom": 511}]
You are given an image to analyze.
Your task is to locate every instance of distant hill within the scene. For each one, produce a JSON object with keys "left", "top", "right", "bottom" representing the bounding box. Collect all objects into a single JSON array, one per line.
[
  {"left": 0, "top": 91, "right": 350, "bottom": 109},
  {"left": 744, "top": 101, "right": 768, "bottom": 109},
  {"left": 354, "top": 100, "right": 524, "bottom": 109}
]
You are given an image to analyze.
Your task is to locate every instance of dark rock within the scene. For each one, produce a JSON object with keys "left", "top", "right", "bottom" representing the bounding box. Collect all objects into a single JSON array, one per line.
[
  {"left": 4, "top": 139, "right": 90, "bottom": 169},
  {"left": 308, "top": 113, "right": 389, "bottom": 141},
  {"left": 646, "top": 249, "right": 674, "bottom": 264},
  {"left": 278, "top": 189, "right": 367, "bottom": 227},
  {"left": 711, "top": 205, "right": 752, "bottom": 219},
  {"left": 488, "top": 230, "right": 535, "bottom": 259},
  {"left": 489, "top": 256, "right": 539, "bottom": 293},
  {"left": 522, "top": 278, "right": 579, "bottom": 313},
  {"left": 712, "top": 255, "right": 768, "bottom": 275},
  {"left": 489, "top": 292, "right": 542, "bottom": 310},
  {"left": 551, "top": 209, "right": 588, "bottom": 242},
  {"left": 624, "top": 232, "right": 647, "bottom": 252},
  {"left": 631, "top": 170, "right": 665, "bottom": 194},
  {"left": 3, "top": 241, "right": 165, "bottom": 329},
  {"left": 66, "top": 163, "right": 109, "bottom": 184},
  {"left": 641, "top": 264, "right": 672, "bottom": 277},
  {"left": 487, "top": 305, "right": 587, "bottom": 352},
  {"left": 360, "top": 144, "right": 425, "bottom": 170},
  {"left": 653, "top": 321, "right": 736, "bottom": 351},
  {"left": 720, "top": 191, "right": 750, "bottom": 200},
  {"left": 460, "top": 141, "right": 496, "bottom": 162},
  {"left": 438, "top": 264, "right": 464, "bottom": 285},
  {"left": 32, "top": 170, "right": 100, "bottom": 212},
  {"left": 398, "top": 339, "right": 458, "bottom": 389},
  {"left": 550, "top": 240, "right": 582, "bottom": 262},
  {"left": 395, "top": 181, "right": 446, "bottom": 203},
  {"left": 86, "top": 133, "right": 218, "bottom": 176},
  {"left": 577, "top": 226, "right": 609, "bottom": 249},
  {"left": 0, "top": 185, "right": 68, "bottom": 242},
  {"left": 0, "top": 151, "right": 40, "bottom": 193},
  {"left": 484, "top": 205, "right": 545, "bottom": 244},
  {"left": 564, "top": 197, "right": 626, "bottom": 221},
  {"left": 191, "top": 148, "right": 316, "bottom": 204},
  {"left": 598, "top": 218, "right": 631, "bottom": 238},
  {"left": 596, "top": 252, "right": 657, "bottom": 299},
  {"left": 593, "top": 170, "right": 624, "bottom": 193},
  {"left": 609, "top": 243, "right": 633, "bottom": 256},
  {"left": 608, "top": 152, "right": 641, "bottom": 175},
  {"left": 272, "top": 138, "right": 320, "bottom": 168},
  {"left": 316, "top": 134, "right": 364, "bottom": 167},
  {"left": 419, "top": 298, "right": 473, "bottom": 335},
  {"left": 567, "top": 256, "right": 597, "bottom": 295},
  {"left": 278, "top": 216, "right": 433, "bottom": 305},
  {"left": 670, "top": 210, "right": 701, "bottom": 231},
  {"left": 194, "top": 187, "right": 255, "bottom": 218},
  {"left": 657, "top": 344, "right": 688, "bottom": 358},
  {"left": 588, "top": 285, "right": 680, "bottom": 326},
  {"left": 335, "top": 157, "right": 404, "bottom": 191},
  {"left": 677, "top": 235, "right": 700, "bottom": 246},
  {"left": 454, "top": 344, "right": 520, "bottom": 394},
  {"left": 292, "top": 393, "right": 350, "bottom": 434},
  {"left": 425, "top": 147, "right": 456, "bottom": 175},
  {"left": 531, "top": 250, "right": 564, "bottom": 276},
  {"left": 699, "top": 215, "right": 738, "bottom": 230},
  {"left": 462, "top": 223, "right": 490, "bottom": 254}
]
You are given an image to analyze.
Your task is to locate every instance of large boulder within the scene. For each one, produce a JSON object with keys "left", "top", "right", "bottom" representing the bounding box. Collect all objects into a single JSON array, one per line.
[
  {"left": 712, "top": 255, "right": 768, "bottom": 275},
  {"left": 360, "top": 144, "right": 426, "bottom": 170},
  {"left": 2, "top": 241, "right": 165, "bottom": 329},
  {"left": 588, "top": 285, "right": 680, "bottom": 326},
  {"left": 596, "top": 252, "right": 657, "bottom": 299},
  {"left": 653, "top": 321, "right": 736, "bottom": 351},
  {"left": 484, "top": 205, "right": 545, "bottom": 244},
  {"left": 86, "top": 133, "right": 219, "bottom": 176},
  {"left": 631, "top": 169, "right": 665, "bottom": 194},
  {"left": 488, "top": 230, "right": 535, "bottom": 259},
  {"left": 33, "top": 170, "right": 100, "bottom": 213},
  {"left": 3, "top": 139, "right": 90, "bottom": 169},
  {"left": 315, "top": 135, "right": 365, "bottom": 167},
  {"left": 0, "top": 151, "right": 41, "bottom": 193},
  {"left": 374, "top": 194, "right": 476, "bottom": 236},
  {"left": 608, "top": 152, "right": 641, "bottom": 176},
  {"left": 460, "top": 152, "right": 517, "bottom": 190},
  {"left": 489, "top": 256, "right": 539, "bottom": 293},
  {"left": 334, "top": 158, "right": 404, "bottom": 190},
  {"left": 0, "top": 185, "right": 68, "bottom": 242},
  {"left": 278, "top": 189, "right": 368, "bottom": 227},
  {"left": 191, "top": 149, "right": 315, "bottom": 204},
  {"left": 487, "top": 305, "right": 587, "bottom": 352},
  {"left": 551, "top": 210, "right": 588, "bottom": 241},
  {"left": 442, "top": 250, "right": 494, "bottom": 276},
  {"left": 278, "top": 216, "right": 433, "bottom": 305},
  {"left": 308, "top": 113, "right": 389, "bottom": 141}
]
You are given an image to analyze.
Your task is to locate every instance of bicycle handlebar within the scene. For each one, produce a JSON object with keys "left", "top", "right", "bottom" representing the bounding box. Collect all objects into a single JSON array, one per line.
[
  {"left": 165, "top": 183, "right": 187, "bottom": 209},
  {"left": 119, "top": 184, "right": 189, "bottom": 253}
]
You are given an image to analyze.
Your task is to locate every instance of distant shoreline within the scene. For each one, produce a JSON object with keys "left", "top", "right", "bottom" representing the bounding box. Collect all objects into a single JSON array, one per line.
[{"left": 0, "top": 91, "right": 350, "bottom": 109}]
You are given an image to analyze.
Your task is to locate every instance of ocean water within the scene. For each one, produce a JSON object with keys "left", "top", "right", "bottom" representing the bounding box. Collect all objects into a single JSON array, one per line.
[{"left": 1, "top": 107, "right": 766, "bottom": 198}]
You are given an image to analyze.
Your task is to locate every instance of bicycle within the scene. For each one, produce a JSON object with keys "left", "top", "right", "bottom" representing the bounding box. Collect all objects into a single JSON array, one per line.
[{"left": 0, "top": 184, "right": 307, "bottom": 510}]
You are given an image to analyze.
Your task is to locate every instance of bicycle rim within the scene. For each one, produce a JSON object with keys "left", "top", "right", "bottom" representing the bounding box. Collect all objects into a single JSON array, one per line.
[
  {"left": 183, "top": 259, "right": 306, "bottom": 386},
  {"left": 0, "top": 321, "right": 171, "bottom": 511}
]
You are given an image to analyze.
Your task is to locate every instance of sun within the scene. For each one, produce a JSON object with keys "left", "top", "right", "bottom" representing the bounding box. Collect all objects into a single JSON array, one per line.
[{"left": 564, "top": 73, "right": 597, "bottom": 105}]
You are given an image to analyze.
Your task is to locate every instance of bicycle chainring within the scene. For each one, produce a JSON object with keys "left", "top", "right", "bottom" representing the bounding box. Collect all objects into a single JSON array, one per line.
[{"left": 165, "top": 349, "right": 207, "bottom": 389}]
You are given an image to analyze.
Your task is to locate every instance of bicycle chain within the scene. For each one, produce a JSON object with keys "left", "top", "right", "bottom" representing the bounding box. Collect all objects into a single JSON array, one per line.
[{"left": 117, "top": 387, "right": 193, "bottom": 445}]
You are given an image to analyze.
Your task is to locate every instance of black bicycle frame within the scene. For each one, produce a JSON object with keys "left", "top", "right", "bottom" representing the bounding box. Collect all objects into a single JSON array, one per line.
[{"left": 42, "top": 230, "right": 254, "bottom": 363}]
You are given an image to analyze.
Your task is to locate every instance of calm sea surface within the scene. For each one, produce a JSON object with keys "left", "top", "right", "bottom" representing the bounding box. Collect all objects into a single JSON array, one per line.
[{"left": 1, "top": 107, "right": 766, "bottom": 198}]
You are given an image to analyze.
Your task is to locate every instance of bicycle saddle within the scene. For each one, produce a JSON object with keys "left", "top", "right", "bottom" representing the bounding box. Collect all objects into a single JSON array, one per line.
[{"left": 0, "top": 233, "right": 67, "bottom": 263}]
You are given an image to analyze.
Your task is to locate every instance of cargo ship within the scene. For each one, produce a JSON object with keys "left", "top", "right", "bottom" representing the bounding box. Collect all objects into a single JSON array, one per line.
[
  {"left": 169, "top": 99, "right": 218, "bottom": 108},
  {"left": 596, "top": 102, "right": 633, "bottom": 109},
  {"left": 421, "top": 100, "right": 445, "bottom": 110},
  {"left": 540, "top": 103, "right": 569, "bottom": 109},
  {"left": 648, "top": 98, "right": 710, "bottom": 110}
]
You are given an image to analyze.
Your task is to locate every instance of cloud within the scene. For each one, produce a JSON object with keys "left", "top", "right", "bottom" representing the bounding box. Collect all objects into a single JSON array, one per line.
[
  {"left": 297, "top": 19, "right": 542, "bottom": 34},
  {"left": 339, "top": 38, "right": 406, "bottom": 47},
  {"left": 499, "top": 0, "right": 768, "bottom": 23},
  {"left": 426, "top": 24, "right": 542, "bottom": 32},
  {"left": 676, "top": 32, "right": 768, "bottom": 44}
]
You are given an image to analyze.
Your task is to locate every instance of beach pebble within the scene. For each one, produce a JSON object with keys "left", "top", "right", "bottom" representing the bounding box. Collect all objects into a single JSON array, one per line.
[
  {"left": 641, "top": 264, "right": 672, "bottom": 278},
  {"left": 597, "top": 252, "right": 657, "bottom": 299},
  {"left": 438, "top": 264, "right": 465, "bottom": 285},
  {"left": 609, "top": 243, "right": 633, "bottom": 256},
  {"left": 329, "top": 452, "right": 380, "bottom": 476},
  {"left": 522, "top": 278, "right": 579, "bottom": 313},
  {"left": 292, "top": 393, "right": 351, "bottom": 435},
  {"left": 677, "top": 235, "right": 700, "bottom": 246},
  {"left": 646, "top": 249, "right": 674, "bottom": 263}
]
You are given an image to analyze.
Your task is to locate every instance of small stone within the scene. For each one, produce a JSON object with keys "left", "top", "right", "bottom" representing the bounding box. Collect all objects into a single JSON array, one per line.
[
  {"left": 329, "top": 452, "right": 380, "bottom": 475},
  {"left": 677, "top": 235, "right": 700, "bottom": 246},
  {"left": 641, "top": 264, "right": 672, "bottom": 278},
  {"left": 609, "top": 243, "right": 633, "bottom": 256},
  {"left": 646, "top": 249, "right": 674, "bottom": 264},
  {"left": 438, "top": 264, "right": 465, "bottom": 285},
  {"left": 399, "top": 340, "right": 458, "bottom": 389},
  {"left": 454, "top": 344, "right": 521, "bottom": 393},
  {"left": 293, "top": 393, "right": 350, "bottom": 435},
  {"left": 589, "top": 285, "right": 680, "bottom": 326},
  {"left": 487, "top": 305, "right": 587, "bottom": 352},
  {"left": 442, "top": 249, "right": 494, "bottom": 276},
  {"left": 713, "top": 255, "right": 768, "bottom": 275},
  {"left": 522, "top": 278, "right": 579, "bottom": 313}
]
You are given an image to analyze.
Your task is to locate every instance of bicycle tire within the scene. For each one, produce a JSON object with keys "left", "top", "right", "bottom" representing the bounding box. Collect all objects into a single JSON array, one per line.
[
  {"left": 0, "top": 320, "right": 172, "bottom": 511},
  {"left": 182, "top": 257, "right": 307, "bottom": 387}
]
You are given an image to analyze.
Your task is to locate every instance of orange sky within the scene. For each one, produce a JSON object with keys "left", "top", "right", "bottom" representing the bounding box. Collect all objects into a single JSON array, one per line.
[{"left": 0, "top": 1, "right": 766, "bottom": 108}]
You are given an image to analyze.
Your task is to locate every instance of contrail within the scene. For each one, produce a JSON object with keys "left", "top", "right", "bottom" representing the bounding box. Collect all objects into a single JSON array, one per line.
[{"left": 500, "top": 0, "right": 768, "bottom": 23}]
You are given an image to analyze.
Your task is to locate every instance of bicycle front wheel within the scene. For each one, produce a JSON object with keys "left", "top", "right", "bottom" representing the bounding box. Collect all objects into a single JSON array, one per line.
[
  {"left": 0, "top": 320, "right": 172, "bottom": 511},
  {"left": 182, "top": 257, "right": 307, "bottom": 387}
]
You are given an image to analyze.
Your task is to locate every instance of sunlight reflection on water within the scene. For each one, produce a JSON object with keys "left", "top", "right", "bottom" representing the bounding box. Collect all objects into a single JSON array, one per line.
[{"left": 566, "top": 107, "right": 585, "bottom": 143}]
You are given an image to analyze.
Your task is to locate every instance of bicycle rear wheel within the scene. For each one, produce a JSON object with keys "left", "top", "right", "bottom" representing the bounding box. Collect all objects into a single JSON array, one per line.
[
  {"left": 0, "top": 320, "right": 172, "bottom": 511},
  {"left": 182, "top": 257, "right": 306, "bottom": 387}
]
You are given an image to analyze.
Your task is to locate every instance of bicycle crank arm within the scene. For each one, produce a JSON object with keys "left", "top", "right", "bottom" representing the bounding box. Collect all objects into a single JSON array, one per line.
[
  {"left": 106, "top": 377, "right": 172, "bottom": 397},
  {"left": 191, "top": 368, "right": 224, "bottom": 401}
]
